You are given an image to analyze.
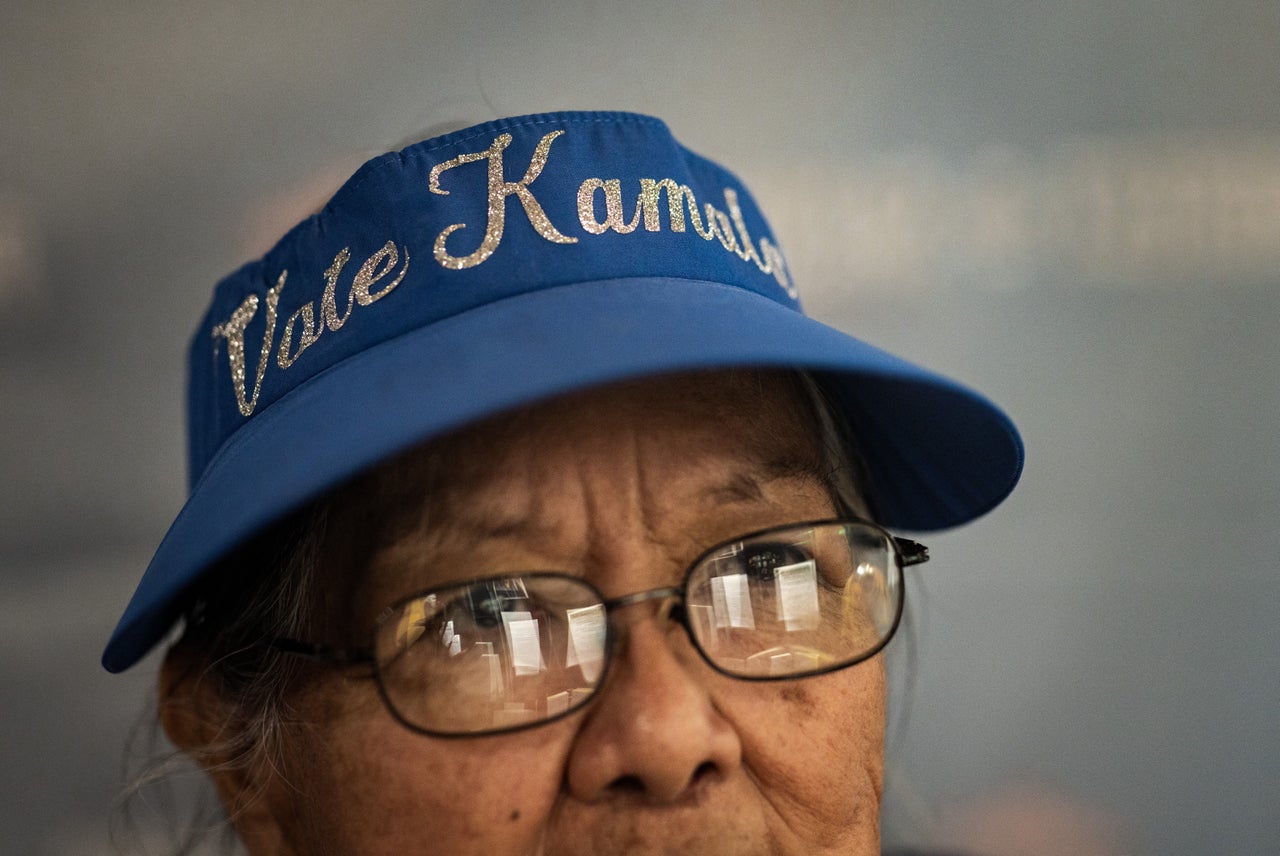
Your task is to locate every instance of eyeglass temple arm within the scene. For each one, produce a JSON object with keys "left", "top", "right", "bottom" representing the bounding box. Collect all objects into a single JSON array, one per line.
[
  {"left": 270, "top": 637, "right": 375, "bottom": 667},
  {"left": 894, "top": 537, "right": 930, "bottom": 567}
]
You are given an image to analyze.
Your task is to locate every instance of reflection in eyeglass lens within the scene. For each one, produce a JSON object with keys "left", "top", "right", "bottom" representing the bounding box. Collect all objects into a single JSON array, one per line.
[
  {"left": 373, "top": 522, "right": 900, "bottom": 734},
  {"left": 690, "top": 524, "right": 894, "bottom": 677},
  {"left": 379, "top": 577, "right": 606, "bottom": 733}
]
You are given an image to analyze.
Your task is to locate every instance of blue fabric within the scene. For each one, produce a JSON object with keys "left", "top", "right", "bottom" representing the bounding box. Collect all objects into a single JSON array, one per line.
[{"left": 104, "top": 111, "right": 1023, "bottom": 673}]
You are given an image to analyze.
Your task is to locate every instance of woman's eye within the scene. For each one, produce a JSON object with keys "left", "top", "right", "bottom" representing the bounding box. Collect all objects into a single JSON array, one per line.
[
  {"left": 441, "top": 581, "right": 538, "bottom": 631},
  {"left": 740, "top": 543, "right": 811, "bottom": 580},
  {"left": 464, "top": 595, "right": 505, "bottom": 628}
]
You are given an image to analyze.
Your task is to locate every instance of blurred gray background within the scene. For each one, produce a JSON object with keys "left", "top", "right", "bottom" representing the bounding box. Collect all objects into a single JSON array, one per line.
[{"left": 2, "top": 2, "right": 1277, "bottom": 854}]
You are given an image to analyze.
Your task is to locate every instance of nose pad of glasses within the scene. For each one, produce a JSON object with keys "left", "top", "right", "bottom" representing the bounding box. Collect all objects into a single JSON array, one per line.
[{"left": 605, "top": 587, "right": 686, "bottom": 643}]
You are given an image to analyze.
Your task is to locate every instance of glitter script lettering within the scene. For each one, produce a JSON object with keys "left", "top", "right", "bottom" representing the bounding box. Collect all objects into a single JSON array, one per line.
[
  {"left": 211, "top": 272, "right": 285, "bottom": 418},
  {"left": 425, "top": 129, "right": 790, "bottom": 296},
  {"left": 214, "top": 127, "right": 797, "bottom": 420},
  {"left": 580, "top": 177, "right": 793, "bottom": 298},
  {"left": 212, "top": 241, "right": 410, "bottom": 416},
  {"left": 429, "top": 131, "right": 578, "bottom": 269}
]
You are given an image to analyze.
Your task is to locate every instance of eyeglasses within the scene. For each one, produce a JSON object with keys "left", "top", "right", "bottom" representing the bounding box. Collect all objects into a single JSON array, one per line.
[{"left": 272, "top": 518, "right": 927, "bottom": 737}]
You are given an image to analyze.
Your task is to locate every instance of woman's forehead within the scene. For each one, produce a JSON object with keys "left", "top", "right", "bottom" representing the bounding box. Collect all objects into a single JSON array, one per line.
[
  {"left": 375, "top": 370, "right": 821, "bottom": 495},
  {"left": 324, "top": 370, "right": 833, "bottom": 599}
]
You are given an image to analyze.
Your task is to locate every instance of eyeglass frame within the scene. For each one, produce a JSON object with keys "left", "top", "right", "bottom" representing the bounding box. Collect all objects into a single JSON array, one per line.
[{"left": 270, "top": 516, "right": 929, "bottom": 738}]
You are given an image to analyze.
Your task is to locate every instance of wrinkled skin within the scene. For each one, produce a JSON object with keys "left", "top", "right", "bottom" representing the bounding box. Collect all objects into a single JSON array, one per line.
[{"left": 164, "top": 371, "right": 886, "bottom": 855}]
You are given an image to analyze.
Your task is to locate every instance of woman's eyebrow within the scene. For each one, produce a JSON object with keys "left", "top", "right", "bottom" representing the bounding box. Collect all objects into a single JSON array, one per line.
[
  {"left": 700, "top": 455, "right": 827, "bottom": 505},
  {"left": 386, "top": 513, "right": 560, "bottom": 557}
]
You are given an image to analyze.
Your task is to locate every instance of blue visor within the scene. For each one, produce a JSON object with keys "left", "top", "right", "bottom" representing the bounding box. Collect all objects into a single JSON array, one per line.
[{"left": 103, "top": 111, "right": 1022, "bottom": 673}]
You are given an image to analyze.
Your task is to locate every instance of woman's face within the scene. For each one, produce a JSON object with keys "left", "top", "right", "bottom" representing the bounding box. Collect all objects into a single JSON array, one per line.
[{"left": 181, "top": 371, "right": 887, "bottom": 855}]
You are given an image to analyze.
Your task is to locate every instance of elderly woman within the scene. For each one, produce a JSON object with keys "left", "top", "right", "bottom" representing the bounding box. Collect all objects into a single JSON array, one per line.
[{"left": 104, "top": 111, "right": 1022, "bottom": 855}]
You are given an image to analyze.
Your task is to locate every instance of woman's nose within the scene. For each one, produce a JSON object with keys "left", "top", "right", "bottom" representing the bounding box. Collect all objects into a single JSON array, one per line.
[{"left": 564, "top": 605, "right": 743, "bottom": 804}]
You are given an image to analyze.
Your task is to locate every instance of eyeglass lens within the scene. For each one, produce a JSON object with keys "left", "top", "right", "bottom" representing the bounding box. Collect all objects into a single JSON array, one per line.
[{"left": 372, "top": 520, "right": 902, "bottom": 736}]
